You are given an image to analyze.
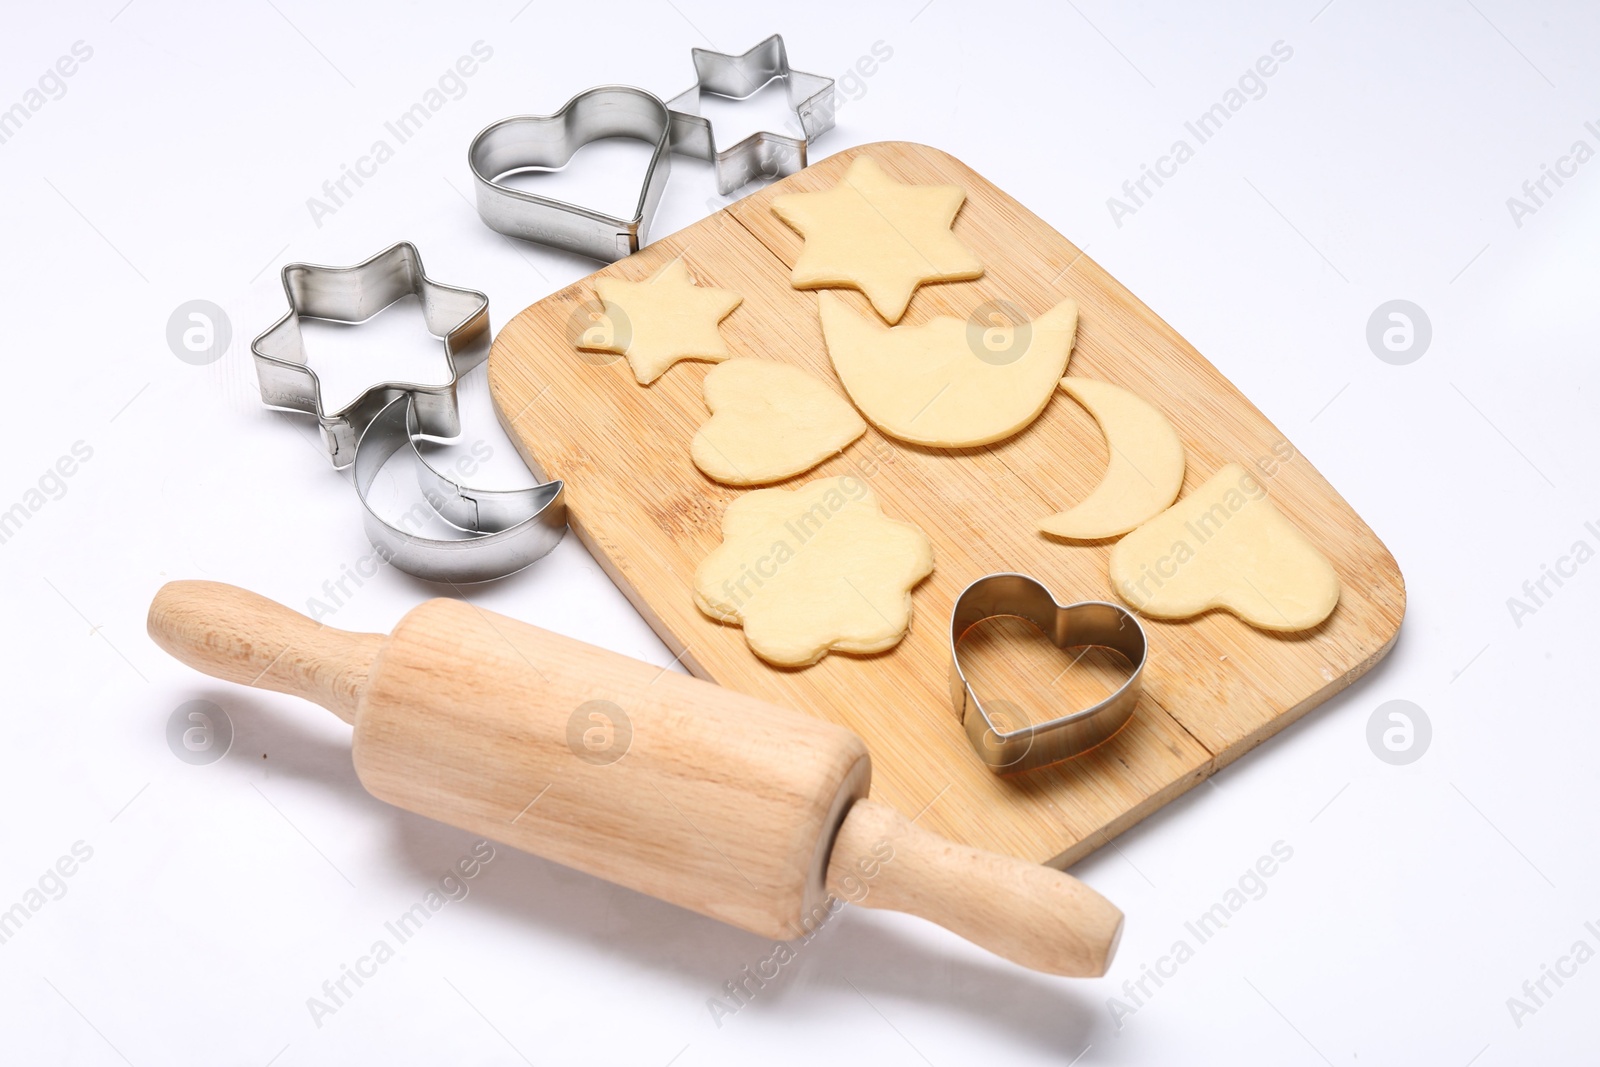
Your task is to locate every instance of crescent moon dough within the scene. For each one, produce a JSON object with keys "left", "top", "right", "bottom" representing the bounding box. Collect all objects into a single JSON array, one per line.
[
  {"left": 691, "top": 359, "right": 867, "bottom": 486},
  {"left": 818, "top": 292, "right": 1078, "bottom": 448},
  {"left": 1109, "top": 463, "right": 1340, "bottom": 632},
  {"left": 1039, "top": 378, "right": 1186, "bottom": 540}
]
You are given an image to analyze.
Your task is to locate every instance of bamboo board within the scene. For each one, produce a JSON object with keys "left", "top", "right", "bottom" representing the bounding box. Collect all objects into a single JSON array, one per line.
[{"left": 488, "top": 142, "right": 1405, "bottom": 868}]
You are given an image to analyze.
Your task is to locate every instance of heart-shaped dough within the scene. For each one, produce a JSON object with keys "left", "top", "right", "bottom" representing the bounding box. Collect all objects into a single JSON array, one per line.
[
  {"left": 692, "top": 359, "right": 867, "bottom": 486},
  {"left": 695, "top": 476, "right": 934, "bottom": 666},
  {"left": 1109, "top": 463, "right": 1339, "bottom": 631}
]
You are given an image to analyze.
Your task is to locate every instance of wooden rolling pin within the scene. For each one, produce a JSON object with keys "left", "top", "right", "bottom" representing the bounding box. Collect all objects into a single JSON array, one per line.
[{"left": 148, "top": 580, "right": 1122, "bottom": 976}]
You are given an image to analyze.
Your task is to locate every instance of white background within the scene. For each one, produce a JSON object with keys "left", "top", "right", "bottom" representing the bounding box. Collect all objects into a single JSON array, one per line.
[{"left": 2, "top": 1, "right": 1597, "bottom": 1063}]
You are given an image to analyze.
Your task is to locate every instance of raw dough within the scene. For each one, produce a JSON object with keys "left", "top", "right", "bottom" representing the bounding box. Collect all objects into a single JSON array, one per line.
[
  {"left": 1109, "top": 463, "right": 1339, "bottom": 631},
  {"left": 818, "top": 291, "right": 1078, "bottom": 447},
  {"left": 1039, "top": 377, "right": 1186, "bottom": 540},
  {"left": 691, "top": 359, "right": 867, "bottom": 486},
  {"left": 771, "top": 156, "right": 985, "bottom": 324},
  {"left": 694, "top": 477, "right": 934, "bottom": 666},
  {"left": 579, "top": 257, "right": 743, "bottom": 384}
]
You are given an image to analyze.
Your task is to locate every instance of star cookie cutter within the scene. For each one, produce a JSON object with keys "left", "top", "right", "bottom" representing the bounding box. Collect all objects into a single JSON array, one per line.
[
  {"left": 950, "top": 573, "right": 1147, "bottom": 774},
  {"left": 666, "top": 34, "right": 837, "bottom": 196},
  {"left": 466, "top": 37, "right": 836, "bottom": 260},
  {"left": 353, "top": 396, "right": 565, "bottom": 584},
  {"left": 251, "top": 242, "right": 566, "bottom": 583},
  {"left": 253, "top": 241, "right": 489, "bottom": 468},
  {"left": 468, "top": 85, "right": 674, "bottom": 263}
]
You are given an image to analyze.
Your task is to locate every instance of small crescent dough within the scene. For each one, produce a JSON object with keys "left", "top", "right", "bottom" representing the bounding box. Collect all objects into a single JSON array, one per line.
[
  {"left": 1039, "top": 378, "right": 1186, "bottom": 540},
  {"left": 1109, "top": 463, "right": 1340, "bottom": 632}
]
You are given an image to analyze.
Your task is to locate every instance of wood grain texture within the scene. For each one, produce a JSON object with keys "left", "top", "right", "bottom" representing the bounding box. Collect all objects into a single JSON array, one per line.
[
  {"left": 147, "top": 581, "right": 869, "bottom": 937},
  {"left": 488, "top": 142, "right": 1405, "bottom": 867},
  {"left": 357, "top": 596, "right": 871, "bottom": 938},
  {"left": 829, "top": 798, "right": 1123, "bottom": 977},
  {"left": 147, "top": 581, "right": 1125, "bottom": 974},
  {"left": 147, "top": 579, "right": 380, "bottom": 725}
]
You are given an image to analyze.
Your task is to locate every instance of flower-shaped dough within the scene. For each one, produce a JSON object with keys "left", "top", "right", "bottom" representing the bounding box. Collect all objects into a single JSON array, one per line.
[{"left": 694, "top": 477, "right": 934, "bottom": 666}]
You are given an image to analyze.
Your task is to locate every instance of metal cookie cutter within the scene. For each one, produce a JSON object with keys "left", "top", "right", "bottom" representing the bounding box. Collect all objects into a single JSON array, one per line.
[
  {"left": 468, "top": 86, "right": 673, "bottom": 262},
  {"left": 666, "top": 34, "right": 836, "bottom": 196},
  {"left": 353, "top": 396, "right": 565, "bottom": 584},
  {"left": 950, "top": 574, "right": 1148, "bottom": 774},
  {"left": 251, "top": 242, "right": 565, "bottom": 583},
  {"left": 467, "top": 36, "right": 836, "bottom": 259},
  {"left": 253, "top": 241, "right": 488, "bottom": 468}
]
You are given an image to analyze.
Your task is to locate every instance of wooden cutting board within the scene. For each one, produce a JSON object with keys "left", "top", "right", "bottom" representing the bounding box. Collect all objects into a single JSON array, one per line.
[{"left": 488, "top": 141, "right": 1405, "bottom": 868}]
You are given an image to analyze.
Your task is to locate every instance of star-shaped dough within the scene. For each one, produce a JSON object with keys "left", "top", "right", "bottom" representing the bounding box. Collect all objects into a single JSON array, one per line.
[
  {"left": 579, "top": 257, "right": 743, "bottom": 384},
  {"left": 694, "top": 477, "right": 934, "bottom": 666},
  {"left": 771, "top": 156, "right": 985, "bottom": 323}
]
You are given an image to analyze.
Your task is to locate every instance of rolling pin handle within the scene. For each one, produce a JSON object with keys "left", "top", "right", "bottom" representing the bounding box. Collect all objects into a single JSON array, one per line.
[
  {"left": 825, "top": 798, "right": 1124, "bottom": 978},
  {"left": 146, "top": 580, "right": 383, "bottom": 725}
]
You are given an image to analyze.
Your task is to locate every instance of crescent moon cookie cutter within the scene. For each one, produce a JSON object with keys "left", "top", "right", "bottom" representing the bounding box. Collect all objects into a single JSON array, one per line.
[
  {"left": 251, "top": 241, "right": 566, "bottom": 583},
  {"left": 353, "top": 396, "right": 565, "bottom": 584},
  {"left": 950, "top": 573, "right": 1148, "bottom": 774},
  {"left": 467, "top": 36, "right": 835, "bottom": 260}
]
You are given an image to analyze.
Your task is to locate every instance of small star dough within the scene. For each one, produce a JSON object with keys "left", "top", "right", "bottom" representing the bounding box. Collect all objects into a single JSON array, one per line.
[
  {"left": 694, "top": 477, "right": 934, "bottom": 666},
  {"left": 772, "top": 156, "right": 985, "bottom": 323},
  {"left": 1039, "top": 378, "right": 1186, "bottom": 540},
  {"left": 579, "top": 257, "right": 743, "bottom": 384},
  {"left": 691, "top": 360, "right": 867, "bottom": 486},
  {"left": 818, "top": 292, "right": 1078, "bottom": 448},
  {"left": 1109, "top": 464, "right": 1340, "bottom": 632}
]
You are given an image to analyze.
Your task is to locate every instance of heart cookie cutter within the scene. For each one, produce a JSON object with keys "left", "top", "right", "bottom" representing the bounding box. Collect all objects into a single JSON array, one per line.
[
  {"left": 468, "top": 85, "right": 674, "bottom": 262},
  {"left": 467, "top": 35, "right": 835, "bottom": 261},
  {"left": 251, "top": 242, "right": 565, "bottom": 583},
  {"left": 666, "top": 34, "right": 836, "bottom": 195},
  {"left": 950, "top": 573, "right": 1147, "bottom": 774}
]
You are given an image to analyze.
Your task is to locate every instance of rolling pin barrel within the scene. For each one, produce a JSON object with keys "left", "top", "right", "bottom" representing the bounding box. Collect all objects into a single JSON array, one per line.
[{"left": 149, "top": 580, "right": 1122, "bottom": 976}]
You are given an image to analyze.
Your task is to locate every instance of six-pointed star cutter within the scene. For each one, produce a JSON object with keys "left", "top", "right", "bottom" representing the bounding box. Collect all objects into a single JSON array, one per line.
[
  {"left": 252, "top": 242, "right": 566, "bottom": 583},
  {"left": 468, "top": 34, "right": 836, "bottom": 262},
  {"left": 245, "top": 37, "right": 1160, "bottom": 779},
  {"left": 249, "top": 37, "right": 838, "bottom": 585},
  {"left": 253, "top": 37, "right": 832, "bottom": 582}
]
